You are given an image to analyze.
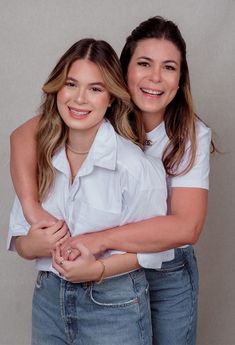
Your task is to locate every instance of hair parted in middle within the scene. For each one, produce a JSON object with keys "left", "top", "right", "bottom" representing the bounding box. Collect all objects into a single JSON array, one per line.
[
  {"left": 120, "top": 16, "right": 205, "bottom": 176},
  {"left": 37, "top": 38, "right": 144, "bottom": 200}
]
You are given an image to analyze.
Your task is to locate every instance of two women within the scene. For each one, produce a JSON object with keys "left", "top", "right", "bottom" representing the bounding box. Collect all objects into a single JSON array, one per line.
[{"left": 9, "top": 16, "right": 213, "bottom": 345}]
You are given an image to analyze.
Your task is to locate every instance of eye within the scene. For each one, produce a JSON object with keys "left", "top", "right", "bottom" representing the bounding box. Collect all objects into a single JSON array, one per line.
[
  {"left": 164, "top": 65, "right": 176, "bottom": 71},
  {"left": 90, "top": 87, "right": 103, "bottom": 92},
  {"left": 137, "top": 61, "right": 150, "bottom": 67},
  {"left": 65, "top": 81, "right": 76, "bottom": 87}
]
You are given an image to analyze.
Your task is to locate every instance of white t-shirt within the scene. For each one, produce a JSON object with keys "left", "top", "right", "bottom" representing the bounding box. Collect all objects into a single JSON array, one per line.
[
  {"left": 7, "top": 120, "right": 174, "bottom": 274},
  {"left": 145, "top": 120, "right": 211, "bottom": 192},
  {"left": 145, "top": 120, "right": 211, "bottom": 249}
]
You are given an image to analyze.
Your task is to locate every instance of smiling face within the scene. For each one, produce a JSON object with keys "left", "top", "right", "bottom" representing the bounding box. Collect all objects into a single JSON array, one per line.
[
  {"left": 57, "top": 59, "right": 111, "bottom": 136},
  {"left": 127, "top": 38, "right": 181, "bottom": 131}
]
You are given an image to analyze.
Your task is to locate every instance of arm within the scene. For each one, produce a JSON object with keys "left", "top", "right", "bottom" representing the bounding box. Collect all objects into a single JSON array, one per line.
[
  {"left": 61, "top": 187, "right": 208, "bottom": 255},
  {"left": 14, "top": 220, "right": 70, "bottom": 260},
  {"left": 61, "top": 123, "right": 211, "bottom": 255},
  {"left": 52, "top": 242, "right": 140, "bottom": 283},
  {"left": 10, "top": 115, "right": 56, "bottom": 223}
]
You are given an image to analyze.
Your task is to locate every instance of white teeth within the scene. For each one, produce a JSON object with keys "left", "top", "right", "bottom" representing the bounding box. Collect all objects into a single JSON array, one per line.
[
  {"left": 141, "top": 88, "right": 163, "bottom": 95},
  {"left": 70, "top": 109, "right": 89, "bottom": 116}
]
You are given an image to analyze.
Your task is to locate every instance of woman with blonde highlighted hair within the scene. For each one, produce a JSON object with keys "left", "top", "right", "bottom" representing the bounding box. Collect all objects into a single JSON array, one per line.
[{"left": 8, "top": 38, "right": 169, "bottom": 344}]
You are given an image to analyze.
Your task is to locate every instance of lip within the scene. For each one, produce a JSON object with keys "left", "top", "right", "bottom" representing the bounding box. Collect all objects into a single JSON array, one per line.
[
  {"left": 140, "top": 87, "right": 164, "bottom": 97},
  {"left": 68, "top": 106, "right": 91, "bottom": 119}
]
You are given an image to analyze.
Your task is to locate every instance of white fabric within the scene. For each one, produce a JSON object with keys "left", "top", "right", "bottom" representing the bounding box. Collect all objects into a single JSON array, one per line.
[
  {"left": 7, "top": 120, "right": 174, "bottom": 272},
  {"left": 145, "top": 120, "right": 211, "bottom": 190},
  {"left": 145, "top": 120, "right": 211, "bottom": 249}
]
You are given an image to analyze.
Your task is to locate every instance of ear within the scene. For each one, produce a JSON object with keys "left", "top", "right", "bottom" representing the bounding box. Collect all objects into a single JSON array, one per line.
[{"left": 108, "top": 96, "right": 115, "bottom": 107}]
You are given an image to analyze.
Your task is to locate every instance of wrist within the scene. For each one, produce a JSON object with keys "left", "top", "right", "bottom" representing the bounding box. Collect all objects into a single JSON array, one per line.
[
  {"left": 95, "top": 259, "right": 106, "bottom": 284},
  {"left": 103, "top": 230, "right": 115, "bottom": 251}
]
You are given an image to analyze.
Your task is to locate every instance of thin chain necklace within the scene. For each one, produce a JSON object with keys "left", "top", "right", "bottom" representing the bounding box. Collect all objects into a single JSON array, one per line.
[{"left": 66, "top": 143, "right": 89, "bottom": 155}]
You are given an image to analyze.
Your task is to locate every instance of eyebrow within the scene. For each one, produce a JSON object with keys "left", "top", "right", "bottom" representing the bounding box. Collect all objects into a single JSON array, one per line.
[
  {"left": 66, "top": 77, "right": 106, "bottom": 87},
  {"left": 137, "top": 56, "right": 179, "bottom": 65}
]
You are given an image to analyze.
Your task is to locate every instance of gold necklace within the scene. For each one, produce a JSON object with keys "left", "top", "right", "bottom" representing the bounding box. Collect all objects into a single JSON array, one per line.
[{"left": 66, "top": 144, "right": 89, "bottom": 155}]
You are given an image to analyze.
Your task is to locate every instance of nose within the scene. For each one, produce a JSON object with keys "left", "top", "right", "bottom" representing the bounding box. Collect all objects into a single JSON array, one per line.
[
  {"left": 149, "top": 65, "right": 162, "bottom": 83},
  {"left": 75, "top": 87, "right": 87, "bottom": 104}
]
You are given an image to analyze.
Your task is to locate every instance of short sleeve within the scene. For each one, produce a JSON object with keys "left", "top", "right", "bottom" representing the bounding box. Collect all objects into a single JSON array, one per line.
[
  {"left": 7, "top": 196, "right": 30, "bottom": 250},
  {"left": 169, "top": 122, "right": 211, "bottom": 189}
]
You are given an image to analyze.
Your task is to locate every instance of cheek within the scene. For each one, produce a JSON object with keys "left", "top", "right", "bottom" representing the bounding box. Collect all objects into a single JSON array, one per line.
[
  {"left": 96, "top": 94, "right": 110, "bottom": 110},
  {"left": 57, "top": 89, "right": 67, "bottom": 106},
  {"left": 169, "top": 75, "right": 180, "bottom": 93}
]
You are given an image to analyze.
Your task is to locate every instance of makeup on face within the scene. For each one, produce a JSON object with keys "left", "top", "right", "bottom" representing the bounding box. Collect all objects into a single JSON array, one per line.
[{"left": 127, "top": 38, "right": 181, "bottom": 131}]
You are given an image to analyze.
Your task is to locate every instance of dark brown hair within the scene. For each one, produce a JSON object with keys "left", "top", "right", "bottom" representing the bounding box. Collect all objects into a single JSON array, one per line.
[{"left": 121, "top": 16, "right": 215, "bottom": 176}]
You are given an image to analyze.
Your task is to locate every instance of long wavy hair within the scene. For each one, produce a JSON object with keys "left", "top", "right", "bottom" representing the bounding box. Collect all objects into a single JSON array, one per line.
[
  {"left": 37, "top": 38, "right": 144, "bottom": 200},
  {"left": 120, "top": 16, "right": 215, "bottom": 176}
]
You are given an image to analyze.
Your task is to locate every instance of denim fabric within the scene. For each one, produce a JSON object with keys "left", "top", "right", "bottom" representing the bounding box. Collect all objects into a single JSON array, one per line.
[
  {"left": 145, "top": 245, "right": 199, "bottom": 345},
  {"left": 32, "top": 269, "right": 152, "bottom": 345}
]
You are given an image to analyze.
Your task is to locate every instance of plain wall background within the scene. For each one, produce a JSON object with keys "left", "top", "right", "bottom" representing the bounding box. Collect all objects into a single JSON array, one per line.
[{"left": 1, "top": 1, "right": 234, "bottom": 344}]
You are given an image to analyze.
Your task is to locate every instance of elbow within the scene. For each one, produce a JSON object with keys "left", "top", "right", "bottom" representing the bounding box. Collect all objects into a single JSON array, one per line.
[{"left": 186, "top": 223, "right": 203, "bottom": 245}]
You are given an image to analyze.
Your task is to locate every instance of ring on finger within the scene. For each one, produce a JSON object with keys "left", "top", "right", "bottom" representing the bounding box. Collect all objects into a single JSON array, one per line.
[
  {"left": 59, "top": 259, "right": 64, "bottom": 266},
  {"left": 66, "top": 248, "right": 72, "bottom": 255}
]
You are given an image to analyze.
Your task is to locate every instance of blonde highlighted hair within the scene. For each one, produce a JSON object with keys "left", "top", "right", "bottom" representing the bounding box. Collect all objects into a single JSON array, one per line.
[{"left": 37, "top": 39, "right": 144, "bottom": 200}]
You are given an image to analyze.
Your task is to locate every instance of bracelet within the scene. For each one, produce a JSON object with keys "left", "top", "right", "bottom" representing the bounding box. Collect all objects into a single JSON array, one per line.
[{"left": 96, "top": 259, "right": 106, "bottom": 284}]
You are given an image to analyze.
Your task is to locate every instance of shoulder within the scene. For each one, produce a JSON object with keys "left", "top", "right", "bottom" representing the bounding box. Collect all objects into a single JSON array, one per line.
[
  {"left": 116, "top": 134, "right": 166, "bottom": 188},
  {"left": 195, "top": 120, "right": 212, "bottom": 145}
]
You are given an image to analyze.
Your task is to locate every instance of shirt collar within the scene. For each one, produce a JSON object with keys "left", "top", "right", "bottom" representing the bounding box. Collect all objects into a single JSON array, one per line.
[{"left": 52, "top": 120, "right": 117, "bottom": 177}]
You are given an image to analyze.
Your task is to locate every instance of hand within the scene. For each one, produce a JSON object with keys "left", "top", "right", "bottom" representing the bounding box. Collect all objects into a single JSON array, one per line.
[
  {"left": 17, "top": 220, "right": 70, "bottom": 258},
  {"left": 52, "top": 243, "right": 103, "bottom": 283},
  {"left": 60, "top": 232, "right": 107, "bottom": 260}
]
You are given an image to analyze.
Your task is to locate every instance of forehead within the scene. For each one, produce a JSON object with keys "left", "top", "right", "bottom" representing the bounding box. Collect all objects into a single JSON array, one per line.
[
  {"left": 133, "top": 38, "right": 181, "bottom": 62},
  {"left": 68, "top": 59, "right": 104, "bottom": 81}
]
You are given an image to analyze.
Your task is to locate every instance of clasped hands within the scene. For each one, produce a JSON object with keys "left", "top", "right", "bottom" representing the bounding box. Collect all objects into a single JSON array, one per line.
[{"left": 38, "top": 219, "right": 105, "bottom": 283}]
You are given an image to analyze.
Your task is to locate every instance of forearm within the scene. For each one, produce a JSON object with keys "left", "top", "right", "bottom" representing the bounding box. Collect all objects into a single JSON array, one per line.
[
  {"left": 101, "top": 215, "right": 194, "bottom": 253},
  {"left": 14, "top": 236, "right": 38, "bottom": 260},
  {"left": 101, "top": 253, "right": 140, "bottom": 279},
  {"left": 10, "top": 116, "right": 40, "bottom": 212},
  {"left": 80, "top": 188, "right": 208, "bottom": 254}
]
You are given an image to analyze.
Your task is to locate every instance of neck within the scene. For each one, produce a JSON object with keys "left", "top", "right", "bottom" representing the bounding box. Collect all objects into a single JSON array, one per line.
[
  {"left": 67, "top": 126, "right": 99, "bottom": 153},
  {"left": 142, "top": 112, "right": 164, "bottom": 132}
]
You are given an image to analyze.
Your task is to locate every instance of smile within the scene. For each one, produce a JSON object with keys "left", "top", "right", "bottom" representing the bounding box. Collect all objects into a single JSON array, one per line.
[
  {"left": 140, "top": 88, "right": 164, "bottom": 96},
  {"left": 68, "top": 107, "right": 91, "bottom": 117}
]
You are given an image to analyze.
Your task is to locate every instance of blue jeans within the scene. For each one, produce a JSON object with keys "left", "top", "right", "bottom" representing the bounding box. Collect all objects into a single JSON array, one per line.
[
  {"left": 32, "top": 269, "right": 152, "bottom": 345},
  {"left": 145, "top": 245, "right": 199, "bottom": 345}
]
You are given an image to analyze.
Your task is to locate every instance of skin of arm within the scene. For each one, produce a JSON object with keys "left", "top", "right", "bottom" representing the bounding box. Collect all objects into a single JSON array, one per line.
[
  {"left": 11, "top": 117, "right": 208, "bottom": 256},
  {"left": 14, "top": 220, "right": 70, "bottom": 260},
  {"left": 52, "top": 242, "right": 140, "bottom": 283},
  {"left": 61, "top": 187, "right": 208, "bottom": 256},
  {"left": 10, "top": 115, "right": 56, "bottom": 224}
]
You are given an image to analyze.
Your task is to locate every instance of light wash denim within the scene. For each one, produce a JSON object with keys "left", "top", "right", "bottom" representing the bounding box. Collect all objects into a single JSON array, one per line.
[
  {"left": 145, "top": 245, "right": 199, "bottom": 345},
  {"left": 32, "top": 268, "right": 152, "bottom": 345}
]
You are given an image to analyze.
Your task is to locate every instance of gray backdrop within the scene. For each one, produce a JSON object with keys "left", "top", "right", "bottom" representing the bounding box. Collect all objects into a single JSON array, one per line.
[{"left": 1, "top": 1, "right": 234, "bottom": 344}]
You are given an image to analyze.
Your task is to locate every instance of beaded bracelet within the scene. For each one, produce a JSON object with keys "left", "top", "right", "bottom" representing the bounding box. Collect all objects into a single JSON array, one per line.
[{"left": 96, "top": 259, "right": 106, "bottom": 284}]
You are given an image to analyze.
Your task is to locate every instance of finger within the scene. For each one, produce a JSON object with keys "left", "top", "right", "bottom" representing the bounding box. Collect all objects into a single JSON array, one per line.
[
  {"left": 73, "top": 242, "right": 91, "bottom": 257},
  {"left": 52, "top": 252, "right": 66, "bottom": 276},
  {"left": 62, "top": 247, "right": 72, "bottom": 260},
  {"left": 68, "top": 248, "right": 80, "bottom": 261},
  {"left": 60, "top": 238, "right": 74, "bottom": 257},
  {"left": 47, "top": 220, "right": 65, "bottom": 234},
  {"left": 55, "top": 230, "right": 71, "bottom": 247},
  {"left": 52, "top": 247, "right": 67, "bottom": 274},
  {"left": 31, "top": 219, "right": 57, "bottom": 230}
]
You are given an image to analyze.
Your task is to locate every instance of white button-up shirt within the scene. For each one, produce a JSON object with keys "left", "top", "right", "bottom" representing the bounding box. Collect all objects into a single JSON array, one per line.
[{"left": 8, "top": 121, "right": 174, "bottom": 273}]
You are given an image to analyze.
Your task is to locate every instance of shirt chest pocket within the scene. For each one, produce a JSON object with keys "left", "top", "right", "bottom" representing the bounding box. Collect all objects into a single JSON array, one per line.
[{"left": 73, "top": 201, "right": 123, "bottom": 233}]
